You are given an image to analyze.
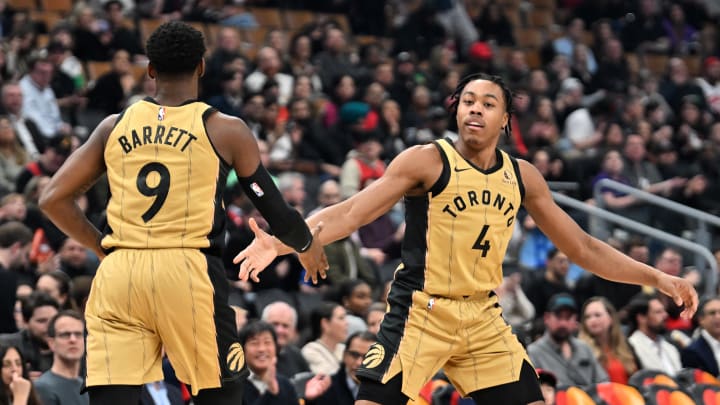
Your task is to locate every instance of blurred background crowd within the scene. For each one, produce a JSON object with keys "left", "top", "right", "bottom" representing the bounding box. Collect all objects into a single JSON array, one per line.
[{"left": 1, "top": 0, "right": 720, "bottom": 404}]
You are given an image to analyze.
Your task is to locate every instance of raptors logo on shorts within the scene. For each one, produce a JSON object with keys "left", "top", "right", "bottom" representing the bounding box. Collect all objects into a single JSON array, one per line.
[
  {"left": 226, "top": 342, "right": 245, "bottom": 372},
  {"left": 363, "top": 343, "right": 385, "bottom": 369}
]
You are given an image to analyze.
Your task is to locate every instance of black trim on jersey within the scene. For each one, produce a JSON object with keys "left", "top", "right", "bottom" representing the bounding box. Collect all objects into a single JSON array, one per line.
[
  {"left": 111, "top": 109, "right": 127, "bottom": 130},
  {"left": 396, "top": 195, "right": 429, "bottom": 291},
  {"left": 100, "top": 109, "right": 129, "bottom": 147},
  {"left": 98, "top": 108, "right": 128, "bottom": 246},
  {"left": 201, "top": 107, "right": 232, "bottom": 168},
  {"left": 204, "top": 253, "right": 249, "bottom": 382},
  {"left": 466, "top": 148, "right": 502, "bottom": 174},
  {"left": 429, "top": 140, "right": 451, "bottom": 197},
  {"left": 443, "top": 138, "right": 503, "bottom": 174},
  {"left": 99, "top": 213, "right": 115, "bottom": 256},
  {"left": 508, "top": 155, "right": 525, "bottom": 202},
  {"left": 446, "top": 136, "right": 504, "bottom": 175},
  {"left": 142, "top": 96, "right": 200, "bottom": 106},
  {"left": 205, "top": 161, "right": 230, "bottom": 256}
]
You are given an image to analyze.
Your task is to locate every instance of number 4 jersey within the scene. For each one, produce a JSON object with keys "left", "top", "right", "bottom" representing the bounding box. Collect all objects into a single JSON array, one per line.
[
  {"left": 102, "top": 98, "right": 229, "bottom": 251},
  {"left": 396, "top": 138, "right": 524, "bottom": 297}
]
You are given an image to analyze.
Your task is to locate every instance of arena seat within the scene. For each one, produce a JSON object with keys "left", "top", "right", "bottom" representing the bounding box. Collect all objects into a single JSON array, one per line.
[
  {"left": 675, "top": 368, "right": 720, "bottom": 389},
  {"left": 643, "top": 384, "right": 695, "bottom": 405},
  {"left": 594, "top": 382, "right": 645, "bottom": 405},
  {"left": 689, "top": 384, "right": 720, "bottom": 405},
  {"left": 628, "top": 369, "right": 680, "bottom": 390},
  {"left": 555, "top": 386, "right": 598, "bottom": 405}
]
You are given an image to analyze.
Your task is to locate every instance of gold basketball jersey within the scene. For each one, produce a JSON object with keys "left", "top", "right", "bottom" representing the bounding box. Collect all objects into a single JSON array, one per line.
[
  {"left": 397, "top": 139, "right": 523, "bottom": 297},
  {"left": 102, "top": 98, "right": 228, "bottom": 250}
]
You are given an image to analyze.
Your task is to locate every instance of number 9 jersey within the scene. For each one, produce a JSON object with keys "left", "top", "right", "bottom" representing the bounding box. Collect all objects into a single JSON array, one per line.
[{"left": 102, "top": 98, "right": 228, "bottom": 252}]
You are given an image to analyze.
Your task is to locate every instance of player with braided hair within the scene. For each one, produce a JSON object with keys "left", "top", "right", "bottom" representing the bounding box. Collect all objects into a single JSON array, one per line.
[{"left": 235, "top": 73, "right": 697, "bottom": 404}]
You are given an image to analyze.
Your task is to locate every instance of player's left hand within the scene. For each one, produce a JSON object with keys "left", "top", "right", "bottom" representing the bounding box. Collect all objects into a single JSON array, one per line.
[
  {"left": 298, "top": 222, "right": 329, "bottom": 284},
  {"left": 656, "top": 273, "right": 699, "bottom": 319}
]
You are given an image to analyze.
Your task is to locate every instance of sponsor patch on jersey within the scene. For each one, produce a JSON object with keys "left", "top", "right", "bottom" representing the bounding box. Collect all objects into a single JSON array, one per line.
[
  {"left": 250, "top": 182, "right": 264, "bottom": 197},
  {"left": 502, "top": 169, "right": 516, "bottom": 185},
  {"left": 157, "top": 107, "right": 166, "bottom": 121}
]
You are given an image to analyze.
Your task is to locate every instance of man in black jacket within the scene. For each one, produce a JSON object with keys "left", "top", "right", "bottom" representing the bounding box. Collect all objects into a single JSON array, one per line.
[
  {"left": 240, "top": 321, "right": 301, "bottom": 405},
  {"left": 0, "top": 221, "right": 33, "bottom": 333},
  {"left": 681, "top": 297, "right": 720, "bottom": 376},
  {"left": 314, "top": 331, "right": 377, "bottom": 405},
  {"left": 0, "top": 291, "right": 59, "bottom": 375}
]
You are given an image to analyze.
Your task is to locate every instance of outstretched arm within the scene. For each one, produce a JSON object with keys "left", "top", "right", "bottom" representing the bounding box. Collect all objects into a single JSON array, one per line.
[
  {"left": 39, "top": 115, "right": 115, "bottom": 259},
  {"left": 235, "top": 144, "right": 439, "bottom": 282},
  {"left": 519, "top": 159, "right": 698, "bottom": 318},
  {"left": 208, "top": 111, "right": 327, "bottom": 277}
]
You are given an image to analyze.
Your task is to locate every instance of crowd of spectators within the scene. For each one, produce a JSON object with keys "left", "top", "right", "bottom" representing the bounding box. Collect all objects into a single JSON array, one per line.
[{"left": 1, "top": 0, "right": 720, "bottom": 403}]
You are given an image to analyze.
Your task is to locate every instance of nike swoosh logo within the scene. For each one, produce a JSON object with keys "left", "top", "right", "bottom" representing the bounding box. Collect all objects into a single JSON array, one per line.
[{"left": 454, "top": 167, "right": 471, "bottom": 172}]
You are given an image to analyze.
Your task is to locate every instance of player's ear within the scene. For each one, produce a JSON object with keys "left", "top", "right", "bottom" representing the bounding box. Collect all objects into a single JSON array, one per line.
[
  {"left": 147, "top": 63, "right": 156, "bottom": 80},
  {"left": 198, "top": 58, "right": 206, "bottom": 78}
]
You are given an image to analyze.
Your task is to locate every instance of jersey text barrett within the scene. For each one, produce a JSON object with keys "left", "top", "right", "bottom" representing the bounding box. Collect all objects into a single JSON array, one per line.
[{"left": 118, "top": 124, "right": 198, "bottom": 154}]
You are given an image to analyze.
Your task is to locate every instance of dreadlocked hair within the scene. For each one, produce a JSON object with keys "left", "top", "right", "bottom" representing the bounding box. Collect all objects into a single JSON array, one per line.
[{"left": 447, "top": 72, "right": 515, "bottom": 136}]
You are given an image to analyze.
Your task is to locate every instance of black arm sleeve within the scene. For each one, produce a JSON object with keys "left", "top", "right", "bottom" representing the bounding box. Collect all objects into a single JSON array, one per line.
[{"left": 238, "top": 163, "right": 313, "bottom": 252}]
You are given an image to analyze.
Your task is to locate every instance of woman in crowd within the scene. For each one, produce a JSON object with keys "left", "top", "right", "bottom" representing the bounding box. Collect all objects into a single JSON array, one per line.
[
  {"left": 301, "top": 301, "right": 348, "bottom": 375},
  {"left": 337, "top": 279, "right": 374, "bottom": 335},
  {"left": 365, "top": 302, "right": 386, "bottom": 335},
  {"left": 579, "top": 296, "right": 638, "bottom": 384},
  {"left": 0, "top": 117, "right": 29, "bottom": 196},
  {"left": 0, "top": 345, "right": 42, "bottom": 405},
  {"left": 35, "top": 271, "right": 74, "bottom": 311}
]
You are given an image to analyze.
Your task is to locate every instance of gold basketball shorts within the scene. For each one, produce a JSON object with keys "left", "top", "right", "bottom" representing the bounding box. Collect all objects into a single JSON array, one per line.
[
  {"left": 357, "top": 287, "right": 530, "bottom": 399},
  {"left": 84, "top": 248, "right": 245, "bottom": 395}
]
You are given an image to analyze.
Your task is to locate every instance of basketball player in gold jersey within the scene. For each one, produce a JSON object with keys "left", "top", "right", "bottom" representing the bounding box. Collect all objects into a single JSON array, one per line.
[
  {"left": 38, "top": 22, "right": 327, "bottom": 405},
  {"left": 235, "top": 72, "right": 698, "bottom": 404}
]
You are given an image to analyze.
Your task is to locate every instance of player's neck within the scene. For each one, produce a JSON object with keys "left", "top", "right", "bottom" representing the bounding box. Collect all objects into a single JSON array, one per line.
[
  {"left": 154, "top": 80, "right": 198, "bottom": 107},
  {"left": 454, "top": 141, "right": 497, "bottom": 170}
]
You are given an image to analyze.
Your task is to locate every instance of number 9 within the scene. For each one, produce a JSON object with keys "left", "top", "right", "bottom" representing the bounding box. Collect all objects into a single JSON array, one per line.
[{"left": 137, "top": 162, "right": 171, "bottom": 222}]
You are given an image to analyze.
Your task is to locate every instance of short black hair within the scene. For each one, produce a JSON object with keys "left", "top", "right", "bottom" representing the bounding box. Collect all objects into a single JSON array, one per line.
[
  {"left": 21, "top": 291, "right": 59, "bottom": 323},
  {"left": 698, "top": 296, "right": 720, "bottom": 318},
  {"left": 345, "top": 331, "right": 377, "bottom": 349},
  {"left": 546, "top": 248, "right": 560, "bottom": 261},
  {"left": 146, "top": 21, "right": 205, "bottom": 76},
  {"left": 0, "top": 221, "right": 32, "bottom": 248},
  {"left": 103, "top": 0, "right": 123, "bottom": 11},
  {"left": 47, "top": 310, "right": 84, "bottom": 338},
  {"left": 447, "top": 72, "right": 514, "bottom": 136},
  {"left": 338, "top": 279, "right": 370, "bottom": 303},
  {"left": 40, "top": 270, "right": 72, "bottom": 301},
  {"left": 625, "top": 293, "right": 658, "bottom": 331},
  {"left": 239, "top": 320, "right": 279, "bottom": 355}
]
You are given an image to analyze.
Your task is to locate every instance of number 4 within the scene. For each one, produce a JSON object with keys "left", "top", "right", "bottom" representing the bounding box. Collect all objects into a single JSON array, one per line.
[{"left": 472, "top": 225, "right": 491, "bottom": 257}]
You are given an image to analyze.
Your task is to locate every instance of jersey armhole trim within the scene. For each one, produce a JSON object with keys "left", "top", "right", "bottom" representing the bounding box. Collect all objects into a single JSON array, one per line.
[
  {"left": 428, "top": 140, "right": 450, "bottom": 197},
  {"left": 509, "top": 155, "right": 525, "bottom": 202},
  {"left": 103, "top": 109, "right": 127, "bottom": 146},
  {"left": 202, "top": 107, "right": 231, "bottom": 170}
]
